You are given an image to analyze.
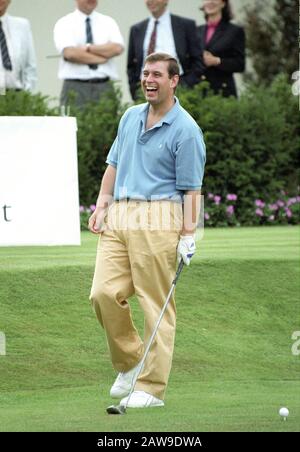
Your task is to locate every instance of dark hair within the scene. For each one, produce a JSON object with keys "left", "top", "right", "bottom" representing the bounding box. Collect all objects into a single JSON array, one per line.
[
  {"left": 200, "top": 0, "right": 234, "bottom": 23},
  {"left": 144, "top": 52, "right": 180, "bottom": 78}
]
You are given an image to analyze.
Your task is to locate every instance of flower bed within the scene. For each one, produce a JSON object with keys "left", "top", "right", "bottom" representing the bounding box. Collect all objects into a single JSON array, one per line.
[{"left": 80, "top": 191, "right": 300, "bottom": 230}]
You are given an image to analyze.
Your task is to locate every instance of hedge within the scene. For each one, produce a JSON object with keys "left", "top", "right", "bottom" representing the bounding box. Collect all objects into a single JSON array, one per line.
[
  {"left": 177, "top": 76, "right": 299, "bottom": 224},
  {"left": 1, "top": 75, "right": 299, "bottom": 226}
]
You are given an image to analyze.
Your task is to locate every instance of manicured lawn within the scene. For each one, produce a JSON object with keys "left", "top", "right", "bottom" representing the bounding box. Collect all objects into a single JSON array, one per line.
[{"left": 0, "top": 226, "right": 299, "bottom": 431}]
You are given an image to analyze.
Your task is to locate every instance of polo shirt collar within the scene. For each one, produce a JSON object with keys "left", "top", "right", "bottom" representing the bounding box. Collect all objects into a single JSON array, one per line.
[{"left": 139, "top": 97, "right": 180, "bottom": 128}]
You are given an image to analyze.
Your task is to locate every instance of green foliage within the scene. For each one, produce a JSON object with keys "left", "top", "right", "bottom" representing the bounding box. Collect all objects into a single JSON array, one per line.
[
  {"left": 68, "top": 84, "right": 127, "bottom": 205},
  {"left": 0, "top": 90, "right": 56, "bottom": 116},
  {"left": 202, "top": 191, "right": 300, "bottom": 227},
  {"left": 1, "top": 78, "right": 299, "bottom": 227},
  {"left": 79, "top": 206, "right": 92, "bottom": 231},
  {"left": 268, "top": 74, "right": 300, "bottom": 192},
  {"left": 0, "top": 85, "right": 126, "bottom": 208},
  {"left": 244, "top": 0, "right": 298, "bottom": 84},
  {"left": 177, "top": 76, "right": 299, "bottom": 224}
]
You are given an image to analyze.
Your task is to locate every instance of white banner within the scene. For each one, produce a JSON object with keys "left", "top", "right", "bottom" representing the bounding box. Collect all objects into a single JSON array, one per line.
[{"left": 0, "top": 117, "right": 81, "bottom": 246}]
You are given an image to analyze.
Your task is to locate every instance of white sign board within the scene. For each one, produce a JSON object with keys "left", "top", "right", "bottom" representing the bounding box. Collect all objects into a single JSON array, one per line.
[{"left": 0, "top": 117, "right": 81, "bottom": 246}]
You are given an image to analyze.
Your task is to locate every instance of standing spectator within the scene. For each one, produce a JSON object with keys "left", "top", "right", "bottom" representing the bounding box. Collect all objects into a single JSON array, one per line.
[
  {"left": 198, "top": 0, "right": 245, "bottom": 97},
  {"left": 0, "top": 0, "right": 37, "bottom": 93},
  {"left": 127, "top": 0, "right": 203, "bottom": 100},
  {"left": 53, "top": 0, "right": 124, "bottom": 108}
]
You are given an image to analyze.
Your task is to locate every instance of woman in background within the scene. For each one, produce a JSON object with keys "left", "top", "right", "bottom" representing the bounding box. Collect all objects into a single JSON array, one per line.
[{"left": 198, "top": 0, "right": 245, "bottom": 97}]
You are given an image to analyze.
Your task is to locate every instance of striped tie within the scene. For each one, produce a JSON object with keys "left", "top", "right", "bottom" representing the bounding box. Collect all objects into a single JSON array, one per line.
[
  {"left": 86, "top": 17, "right": 98, "bottom": 70},
  {"left": 147, "top": 20, "right": 159, "bottom": 55},
  {"left": 0, "top": 20, "right": 12, "bottom": 71}
]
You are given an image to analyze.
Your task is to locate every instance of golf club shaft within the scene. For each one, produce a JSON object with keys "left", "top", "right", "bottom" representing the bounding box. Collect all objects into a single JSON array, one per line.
[{"left": 124, "top": 259, "right": 185, "bottom": 409}]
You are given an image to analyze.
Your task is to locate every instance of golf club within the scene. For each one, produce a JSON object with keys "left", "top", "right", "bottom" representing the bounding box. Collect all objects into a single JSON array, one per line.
[{"left": 106, "top": 258, "right": 185, "bottom": 415}]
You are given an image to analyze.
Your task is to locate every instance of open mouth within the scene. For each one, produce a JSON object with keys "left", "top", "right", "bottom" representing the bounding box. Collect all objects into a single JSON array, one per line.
[{"left": 146, "top": 87, "right": 158, "bottom": 94}]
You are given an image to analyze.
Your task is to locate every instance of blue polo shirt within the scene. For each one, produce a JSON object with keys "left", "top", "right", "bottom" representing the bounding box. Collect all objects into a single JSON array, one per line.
[{"left": 106, "top": 97, "right": 206, "bottom": 201}]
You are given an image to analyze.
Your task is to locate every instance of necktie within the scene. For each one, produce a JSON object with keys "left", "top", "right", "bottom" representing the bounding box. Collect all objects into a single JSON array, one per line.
[
  {"left": 147, "top": 20, "right": 159, "bottom": 55},
  {"left": 0, "top": 20, "right": 12, "bottom": 71},
  {"left": 86, "top": 17, "right": 97, "bottom": 70}
]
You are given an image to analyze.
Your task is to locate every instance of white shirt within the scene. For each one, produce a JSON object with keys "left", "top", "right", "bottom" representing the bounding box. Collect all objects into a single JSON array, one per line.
[
  {"left": 0, "top": 14, "right": 37, "bottom": 92},
  {"left": 143, "top": 10, "right": 183, "bottom": 75},
  {"left": 53, "top": 9, "right": 124, "bottom": 80}
]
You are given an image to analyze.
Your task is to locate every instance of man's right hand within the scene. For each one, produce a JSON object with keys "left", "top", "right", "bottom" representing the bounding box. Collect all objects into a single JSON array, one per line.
[{"left": 88, "top": 207, "right": 107, "bottom": 234}]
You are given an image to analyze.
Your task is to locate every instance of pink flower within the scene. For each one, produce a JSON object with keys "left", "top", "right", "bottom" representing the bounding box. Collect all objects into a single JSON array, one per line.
[
  {"left": 226, "top": 205, "right": 235, "bottom": 215},
  {"left": 285, "top": 208, "right": 293, "bottom": 218},
  {"left": 287, "top": 197, "right": 297, "bottom": 206},
  {"left": 204, "top": 212, "right": 210, "bottom": 220},
  {"left": 268, "top": 215, "right": 275, "bottom": 221},
  {"left": 214, "top": 195, "right": 221, "bottom": 205},
  {"left": 296, "top": 196, "right": 300, "bottom": 202},
  {"left": 277, "top": 200, "right": 285, "bottom": 208},
  {"left": 255, "top": 208, "right": 264, "bottom": 217},
  {"left": 227, "top": 194, "right": 237, "bottom": 201},
  {"left": 80, "top": 206, "right": 85, "bottom": 213},
  {"left": 90, "top": 204, "right": 96, "bottom": 212},
  {"left": 255, "top": 199, "right": 265, "bottom": 208},
  {"left": 208, "top": 193, "right": 214, "bottom": 199},
  {"left": 268, "top": 203, "right": 278, "bottom": 211}
]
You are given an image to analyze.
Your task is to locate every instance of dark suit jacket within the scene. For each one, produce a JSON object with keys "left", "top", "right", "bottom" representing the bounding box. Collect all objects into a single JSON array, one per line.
[
  {"left": 198, "top": 20, "right": 245, "bottom": 97},
  {"left": 127, "top": 14, "right": 204, "bottom": 99}
]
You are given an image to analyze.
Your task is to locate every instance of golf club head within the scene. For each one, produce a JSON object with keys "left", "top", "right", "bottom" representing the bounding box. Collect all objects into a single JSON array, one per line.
[{"left": 106, "top": 404, "right": 126, "bottom": 415}]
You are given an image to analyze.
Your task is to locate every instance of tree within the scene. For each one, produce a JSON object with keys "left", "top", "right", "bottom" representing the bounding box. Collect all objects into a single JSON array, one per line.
[{"left": 244, "top": 0, "right": 298, "bottom": 84}]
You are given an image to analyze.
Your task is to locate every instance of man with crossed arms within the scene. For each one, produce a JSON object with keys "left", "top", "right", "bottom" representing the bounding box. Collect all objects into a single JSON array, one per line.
[{"left": 54, "top": 0, "right": 124, "bottom": 108}]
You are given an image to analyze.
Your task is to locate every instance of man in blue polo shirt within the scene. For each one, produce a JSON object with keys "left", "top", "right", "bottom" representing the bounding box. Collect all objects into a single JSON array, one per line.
[{"left": 89, "top": 52, "right": 206, "bottom": 409}]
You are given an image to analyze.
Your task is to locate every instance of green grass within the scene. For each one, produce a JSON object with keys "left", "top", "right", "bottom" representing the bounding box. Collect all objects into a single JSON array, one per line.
[{"left": 0, "top": 226, "right": 299, "bottom": 431}]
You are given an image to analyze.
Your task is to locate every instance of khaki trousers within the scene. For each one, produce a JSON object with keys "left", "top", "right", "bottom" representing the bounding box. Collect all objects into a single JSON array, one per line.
[{"left": 89, "top": 200, "right": 183, "bottom": 400}]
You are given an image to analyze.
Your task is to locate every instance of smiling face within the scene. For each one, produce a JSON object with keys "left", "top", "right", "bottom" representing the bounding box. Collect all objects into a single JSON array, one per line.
[
  {"left": 76, "top": 0, "right": 98, "bottom": 15},
  {"left": 0, "top": 0, "right": 11, "bottom": 17},
  {"left": 145, "top": 0, "right": 168, "bottom": 19},
  {"left": 141, "top": 60, "right": 179, "bottom": 106}
]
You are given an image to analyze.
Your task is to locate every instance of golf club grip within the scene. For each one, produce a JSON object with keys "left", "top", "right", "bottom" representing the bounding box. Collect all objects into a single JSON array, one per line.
[{"left": 173, "top": 258, "right": 185, "bottom": 285}]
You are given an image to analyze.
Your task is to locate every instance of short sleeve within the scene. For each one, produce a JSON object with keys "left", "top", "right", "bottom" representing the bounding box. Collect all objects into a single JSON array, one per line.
[
  {"left": 106, "top": 136, "right": 119, "bottom": 168},
  {"left": 53, "top": 18, "right": 75, "bottom": 54},
  {"left": 175, "top": 132, "right": 206, "bottom": 190},
  {"left": 108, "top": 18, "right": 125, "bottom": 47},
  {"left": 106, "top": 108, "right": 133, "bottom": 168}
]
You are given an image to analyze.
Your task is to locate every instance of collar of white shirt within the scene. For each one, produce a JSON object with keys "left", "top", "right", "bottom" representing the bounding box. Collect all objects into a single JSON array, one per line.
[
  {"left": 74, "top": 8, "right": 97, "bottom": 21},
  {"left": 145, "top": 9, "right": 184, "bottom": 75},
  {"left": 148, "top": 9, "right": 171, "bottom": 27}
]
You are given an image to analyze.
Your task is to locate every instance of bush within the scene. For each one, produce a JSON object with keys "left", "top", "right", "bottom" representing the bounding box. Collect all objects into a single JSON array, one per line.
[
  {"left": 79, "top": 205, "right": 94, "bottom": 231},
  {"left": 243, "top": 0, "right": 298, "bottom": 85},
  {"left": 0, "top": 90, "right": 56, "bottom": 116},
  {"left": 1, "top": 77, "right": 299, "bottom": 228},
  {"left": 68, "top": 84, "right": 127, "bottom": 206},
  {"left": 177, "top": 75, "right": 299, "bottom": 224},
  {"left": 204, "top": 190, "right": 300, "bottom": 227},
  {"left": 0, "top": 86, "right": 126, "bottom": 207}
]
